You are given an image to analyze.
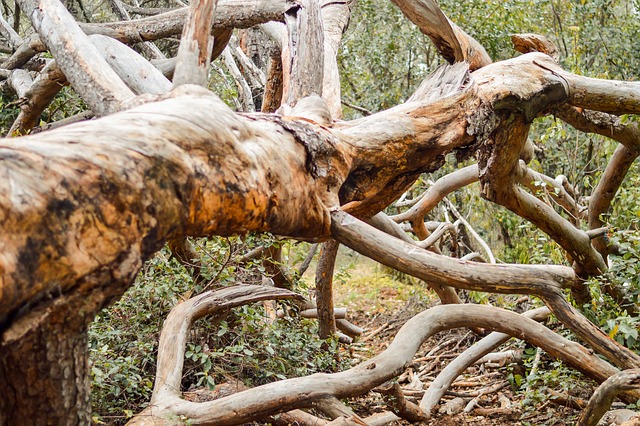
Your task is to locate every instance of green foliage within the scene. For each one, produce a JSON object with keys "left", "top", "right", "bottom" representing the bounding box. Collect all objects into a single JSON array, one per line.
[
  {"left": 90, "top": 250, "right": 192, "bottom": 423},
  {"left": 90, "top": 237, "right": 347, "bottom": 424},
  {"left": 0, "top": 93, "right": 20, "bottom": 136},
  {"left": 339, "top": 0, "right": 439, "bottom": 116},
  {"left": 184, "top": 310, "right": 346, "bottom": 390}
]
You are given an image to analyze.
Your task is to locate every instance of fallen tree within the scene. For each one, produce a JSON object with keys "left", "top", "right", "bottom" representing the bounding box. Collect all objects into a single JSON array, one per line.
[{"left": 1, "top": 0, "right": 640, "bottom": 424}]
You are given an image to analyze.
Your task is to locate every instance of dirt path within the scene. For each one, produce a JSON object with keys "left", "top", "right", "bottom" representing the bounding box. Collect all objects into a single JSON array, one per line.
[{"left": 332, "top": 255, "right": 587, "bottom": 425}]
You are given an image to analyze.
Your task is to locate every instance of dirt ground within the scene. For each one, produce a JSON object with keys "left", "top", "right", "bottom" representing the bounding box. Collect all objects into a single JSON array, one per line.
[{"left": 328, "top": 255, "right": 592, "bottom": 425}]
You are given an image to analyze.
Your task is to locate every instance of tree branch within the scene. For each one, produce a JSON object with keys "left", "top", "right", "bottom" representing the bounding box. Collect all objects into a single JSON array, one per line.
[
  {"left": 132, "top": 304, "right": 629, "bottom": 425},
  {"left": 18, "top": 0, "right": 135, "bottom": 115},
  {"left": 173, "top": 0, "right": 217, "bottom": 88},
  {"left": 578, "top": 370, "right": 640, "bottom": 426}
]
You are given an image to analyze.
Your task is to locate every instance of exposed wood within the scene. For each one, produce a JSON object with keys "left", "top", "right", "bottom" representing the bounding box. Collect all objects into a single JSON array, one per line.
[
  {"left": 1, "top": 33, "right": 44, "bottom": 70},
  {"left": 392, "top": 164, "right": 479, "bottom": 223},
  {"left": 376, "top": 382, "right": 428, "bottom": 422},
  {"left": 390, "top": 0, "right": 491, "bottom": 70},
  {"left": 130, "top": 304, "right": 629, "bottom": 425},
  {"left": 8, "top": 60, "right": 67, "bottom": 136},
  {"left": 516, "top": 161, "right": 582, "bottom": 225},
  {"left": 511, "top": 33, "right": 559, "bottom": 60},
  {"left": 17, "top": 0, "right": 134, "bottom": 116},
  {"left": 81, "top": 0, "right": 297, "bottom": 44},
  {"left": 0, "top": 13, "right": 21, "bottom": 49},
  {"left": 222, "top": 46, "right": 256, "bottom": 111},
  {"left": 89, "top": 34, "right": 171, "bottom": 95},
  {"left": 578, "top": 370, "right": 640, "bottom": 426},
  {"left": 315, "top": 239, "right": 340, "bottom": 338},
  {"left": 5, "top": 68, "right": 33, "bottom": 98},
  {"left": 320, "top": 0, "right": 354, "bottom": 119},
  {"left": 173, "top": 0, "right": 217, "bottom": 88},
  {"left": 282, "top": 0, "right": 324, "bottom": 106},
  {"left": 105, "top": 0, "right": 165, "bottom": 60},
  {"left": 262, "top": 49, "right": 284, "bottom": 112},
  {"left": 148, "top": 285, "right": 302, "bottom": 402}
]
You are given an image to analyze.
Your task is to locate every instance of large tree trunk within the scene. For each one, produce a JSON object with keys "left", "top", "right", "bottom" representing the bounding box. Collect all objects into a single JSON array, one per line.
[{"left": 1, "top": 294, "right": 95, "bottom": 424}]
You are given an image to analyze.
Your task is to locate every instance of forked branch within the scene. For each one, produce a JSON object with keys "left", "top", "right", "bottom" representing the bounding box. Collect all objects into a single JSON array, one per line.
[{"left": 132, "top": 302, "right": 629, "bottom": 425}]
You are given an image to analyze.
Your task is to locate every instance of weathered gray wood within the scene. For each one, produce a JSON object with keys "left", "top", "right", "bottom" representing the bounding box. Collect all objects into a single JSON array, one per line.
[
  {"left": 282, "top": 0, "right": 324, "bottom": 105},
  {"left": 173, "top": 0, "right": 218, "bottom": 87},
  {"left": 90, "top": 34, "right": 171, "bottom": 95},
  {"left": 131, "top": 304, "right": 624, "bottom": 425},
  {"left": 81, "top": 0, "right": 297, "bottom": 43},
  {"left": 8, "top": 60, "right": 67, "bottom": 136},
  {"left": 578, "top": 370, "right": 640, "bottom": 426},
  {"left": 17, "top": 0, "right": 134, "bottom": 115}
]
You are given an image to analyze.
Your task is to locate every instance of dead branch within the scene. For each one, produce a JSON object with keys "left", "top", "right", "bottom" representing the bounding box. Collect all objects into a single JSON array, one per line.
[
  {"left": 391, "top": 164, "right": 478, "bottom": 223},
  {"left": 281, "top": 0, "right": 324, "bottom": 107},
  {"left": 516, "top": 161, "right": 583, "bottom": 224},
  {"left": 315, "top": 239, "right": 340, "bottom": 338},
  {"left": 298, "top": 243, "right": 319, "bottom": 276},
  {"left": 578, "top": 370, "right": 640, "bottom": 426},
  {"left": 222, "top": 46, "right": 256, "bottom": 111},
  {"left": 376, "top": 382, "right": 428, "bottom": 422},
  {"left": 105, "top": 0, "right": 165, "bottom": 60},
  {"left": 511, "top": 33, "right": 559, "bottom": 60},
  {"left": 172, "top": 0, "right": 217, "bottom": 88},
  {"left": 7, "top": 60, "right": 66, "bottom": 136},
  {"left": 444, "top": 197, "right": 495, "bottom": 263},
  {"left": 81, "top": 0, "right": 296, "bottom": 44},
  {"left": 17, "top": 0, "right": 134, "bottom": 115},
  {"left": 131, "top": 304, "right": 632, "bottom": 425},
  {"left": 332, "top": 210, "right": 640, "bottom": 371},
  {"left": 420, "top": 306, "right": 550, "bottom": 414},
  {"left": 149, "top": 285, "right": 303, "bottom": 403},
  {"left": 167, "top": 238, "right": 206, "bottom": 286},
  {"left": 367, "top": 212, "right": 463, "bottom": 306},
  {"left": 390, "top": 0, "right": 491, "bottom": 70},
  {"left": 89, "top": 34, "right": 171, "bottom": 95}
]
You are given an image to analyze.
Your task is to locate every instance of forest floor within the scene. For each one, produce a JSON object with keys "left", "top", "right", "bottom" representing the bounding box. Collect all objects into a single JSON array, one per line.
[{"left": 325, "top": 249, "right": 596, "bottom": 426}]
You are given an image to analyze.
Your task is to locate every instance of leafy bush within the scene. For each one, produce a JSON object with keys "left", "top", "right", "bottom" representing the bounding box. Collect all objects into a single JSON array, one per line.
[{"left": 89, "top": 237, "right": 347, "bottom": 424}]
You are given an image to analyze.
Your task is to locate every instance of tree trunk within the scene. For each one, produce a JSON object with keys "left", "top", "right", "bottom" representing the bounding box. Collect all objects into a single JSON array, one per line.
[{"left": 0, "top": 296, "right": 93, "bottom": 425}]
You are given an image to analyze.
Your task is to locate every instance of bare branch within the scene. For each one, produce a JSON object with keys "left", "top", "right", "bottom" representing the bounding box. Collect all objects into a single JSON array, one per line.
[
  {"left": 390, "top": 0, "right": 491, "bottom": 70},
  {"left": 315, "top": 239, "right": 340, "bottom": 338},
  {"left": 89, "top": 34, "right": 171, "bottom": 95},
  {"left": 151, "top": 285, "right": 303, "bottom": 400},
  {"left": 8, "top": 60, "right": 67, "bottom": 136},
  {"left": 391, "top": 164, "right": 478, "bottom": 223},
  {"left": 332, "top": 211, "right": 640, "bottom": 370},
  {"left": 511, "top": 33, "right": 559, "bottom": 60},
  {"left": 173, "top": 0, "right": 218, "bottom": 87},
  {"left": 367, "top": 212, "right": 463, "bottom": 306},
  {"left": 282, "top": 0, "right": 324, "bottom": 106},
  {"left": 420, "top": 306, "right": 550, "bottom": 414},
  {"left": 578, "top": 370, "right": 640, "bottom": 426},
  {"left": 0, "top": 12, "right": 21, "bottom": 49},
  {"left": 222, "top": 46, "right": 256, "bottom": 111},
  {"left": 17, "top": 0, "right": 134, "bottom": 115},
  {"left": 132, "top": 304, "right": 629, "bottom": 425},
  {"left": 105, "top": 0, "right": 165, "bottom": 60},
  {"left": 516, "top": 161, "right": 583, "bottom": 225},
  {"left": 81, "top": 0, "right": 297, "bottom": 45}
]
